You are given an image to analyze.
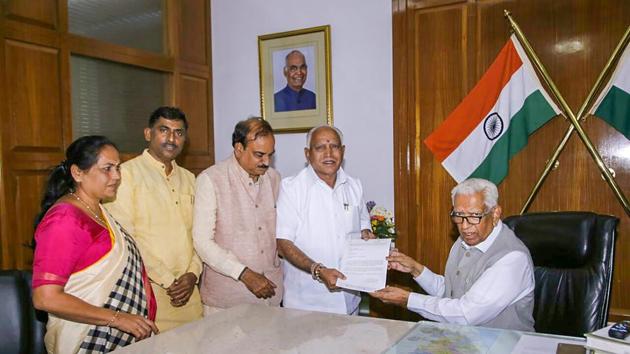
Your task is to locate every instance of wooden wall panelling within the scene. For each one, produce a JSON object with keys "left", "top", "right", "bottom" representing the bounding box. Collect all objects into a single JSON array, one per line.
[
  {"left": 0, "top": 0, "right": 65, "bottom": 268},
  {"left": 0, "top": 1, "right": 214, "bottom": 270},
  {"left": 0, "top": 1, "right": 6, "bottom": 267},
  {"left": 58, "top": 4, "right": 72, "bottom": 152},
  {"left": 204, "top": 0, "right": 214, "bottom": 169},
  {"left": 392, "top": 0, "right": 630, "bottom": 322},
  {"left": 178, "top": 74, "right": 210, "bottom": 154},
  {"left": 479, "top": 0, "right": 630, "bottom": 322},
  {"left": 4, "top": 19, "right": 60, "bottom": 48},
  {"left": 392, "top": 0, "right": 411, "bottom": 254},
  {"left": 1, "top": 170, "right": 50, "bottom": 269},
  {"left": 1, "top": 170, "right": 17, "bottom": 269},
  {"left": 177, "top": 0, "right": 209, "bottom": 66},
  {"left": 66, "top": 35, "right": 175, "bottom": 73},
  {"left": 4, "top": 0, "right": 58, "bottom": 30},
  {"left": 413, "top": 2, "right": 472, "bottom": 276},
  {"left": 12, "top": 172, "right": 48, "bottom": 269},
  {"left": 0, "top": 168, "right": 2, "bottom": 266},
  {"left": 4, "top": 39, "right": 63, "bottom": 151},
  {"left": 380, "top": 3, "right": 429, "bottom": 319},
  {"left": 372, "top": 0, "right": 417, "bottom": 319},
  {"left": 0, "top": 0, "right": 67, "bottom": 269},
  {"left": 0, "top": 169, "right": 5, "bottom": 268},
  {"left": 2, "top": 151, "right": 73, "bottom": 269},
  {"left": 172, "top": 0, "right": 214, "bottom": 173}
]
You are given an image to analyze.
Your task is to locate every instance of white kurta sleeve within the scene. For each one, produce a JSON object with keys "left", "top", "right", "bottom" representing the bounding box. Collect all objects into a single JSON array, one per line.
[
  {"left": 276, "top": 178, "right": 299, "bottom": 242},
  {"left": 406, "top": 251, "right": 534, "bottom": 325}
]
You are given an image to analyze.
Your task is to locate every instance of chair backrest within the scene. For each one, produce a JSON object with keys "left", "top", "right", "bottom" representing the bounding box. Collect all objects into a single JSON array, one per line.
[
  {"left": 0, "top": 270, "right": 29, "bottom": 353},
  {"left": 0, "top": 270, "right": 47, "bottom": 354},
  {"left": 504, "top": 211, "right": 618, "bottom": 337},
  {"left": 23, "top": 272, "right": 48, "bottom": 354}
]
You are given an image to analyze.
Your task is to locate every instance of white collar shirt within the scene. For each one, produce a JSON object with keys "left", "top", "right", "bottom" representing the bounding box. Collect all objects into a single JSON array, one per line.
[
  {"left": 276, "top": 165, "right": 371, "bottom": 314},
  {"left": 407, "top": 222, "right": 535, "bottom": 326}
]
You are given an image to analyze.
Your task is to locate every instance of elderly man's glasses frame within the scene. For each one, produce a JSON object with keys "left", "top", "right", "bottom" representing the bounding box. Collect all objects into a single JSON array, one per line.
[{"left": 449, "top": 209, "right": 493, "bottom": 225}]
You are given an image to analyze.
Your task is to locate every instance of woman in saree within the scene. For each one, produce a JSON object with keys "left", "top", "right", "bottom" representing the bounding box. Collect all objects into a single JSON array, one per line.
[{"left": 32, "top": 135, "right": 159, "bottom": 353}]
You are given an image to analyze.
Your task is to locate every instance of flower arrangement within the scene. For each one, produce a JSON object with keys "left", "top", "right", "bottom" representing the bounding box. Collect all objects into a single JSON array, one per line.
[{"left": 366, "top": 201, "right": 397, "bottom": 239}]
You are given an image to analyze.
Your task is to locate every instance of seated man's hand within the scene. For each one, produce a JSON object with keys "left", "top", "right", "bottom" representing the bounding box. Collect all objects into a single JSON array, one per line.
[
  {"left": 361, "top": 229, "right": 376, "bottom": 240},
  {"left": 319, "top": 267, "right": 346, "bottom": 291},
  {"left": 240, "top": 268, "right": 277, "bottom": 299},
  {"left": 387, "top": 251, "right": 424, "bottom": 277},
  {"left": 167, "top": 272, "right": 197, "bottom": 307},
  {"left": 369, "top": 286, "right": 410, "bottom": 308}
]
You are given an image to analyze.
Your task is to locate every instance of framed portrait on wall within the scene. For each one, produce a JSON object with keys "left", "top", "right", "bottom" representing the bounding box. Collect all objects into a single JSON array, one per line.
[{"left": 258, "top": 25, "right": 332, "bottom": 132}]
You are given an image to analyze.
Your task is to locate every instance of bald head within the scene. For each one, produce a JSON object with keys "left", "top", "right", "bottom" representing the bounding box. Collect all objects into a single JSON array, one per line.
[
  {"left": 284, "top": 50, "right": 308, "bottom": 91},
  {"left": 306, "top": 125, "right": 343, "bottom": 148},
  {"left": 304, "top": 125, "right": 345, "bottom": 187}
]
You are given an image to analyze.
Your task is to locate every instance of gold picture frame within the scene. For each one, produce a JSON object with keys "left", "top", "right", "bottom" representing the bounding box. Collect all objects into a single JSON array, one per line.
[{"left": 258, "top": 25, "right": 332, "bottom": 132}]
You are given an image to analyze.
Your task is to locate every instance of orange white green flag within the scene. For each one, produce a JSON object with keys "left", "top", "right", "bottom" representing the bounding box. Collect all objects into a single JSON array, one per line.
[
  {"left": 424, "top": 35, "right": 561, "bottom": 184},
  {"left": 590, "top": 44, "right": 630, "bottom": 140}
]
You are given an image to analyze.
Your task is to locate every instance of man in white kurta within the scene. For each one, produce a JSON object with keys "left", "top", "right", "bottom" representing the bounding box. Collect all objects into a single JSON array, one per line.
[{"left": 276, "top": 126, "right": 373, "bottom": 315}]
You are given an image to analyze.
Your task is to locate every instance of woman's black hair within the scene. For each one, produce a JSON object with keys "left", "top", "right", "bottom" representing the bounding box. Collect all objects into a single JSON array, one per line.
[{"left": 33, "top": 135, "right": 118, "bottom": 229}]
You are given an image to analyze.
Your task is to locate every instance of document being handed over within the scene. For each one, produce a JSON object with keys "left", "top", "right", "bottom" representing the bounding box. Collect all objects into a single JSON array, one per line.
[{"left": 336, "top": 238, "right": 391, "bottom": 292}]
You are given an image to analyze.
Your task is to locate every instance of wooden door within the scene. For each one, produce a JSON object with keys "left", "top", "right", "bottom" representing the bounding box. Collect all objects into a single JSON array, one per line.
[{"left": 0, "top": 0, "right": 214, "bottom": 269}]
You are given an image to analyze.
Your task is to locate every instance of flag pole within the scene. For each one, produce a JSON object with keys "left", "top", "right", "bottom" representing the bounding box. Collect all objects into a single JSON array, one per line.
[
  {"left": 520, "top": 25, "right": 630, "bottom": 214},
  {"left": 504, "top": 10, "right": 630, "bottom": 216}
]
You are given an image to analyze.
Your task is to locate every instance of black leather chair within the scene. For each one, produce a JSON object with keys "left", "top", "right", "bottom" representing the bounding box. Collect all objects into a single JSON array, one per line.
[
  {"left": 23, "top": 272, "right": 47, "bottom": 354},
  {"left": 504, "top": 211, "right": 618, "bottom": 337},
  {"left": 0, "top": 270, "right": 47, "bottom": 354}
]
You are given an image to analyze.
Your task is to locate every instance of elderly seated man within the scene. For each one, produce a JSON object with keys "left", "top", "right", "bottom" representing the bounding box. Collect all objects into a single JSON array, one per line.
[{"left": 371, "top": 178, "right": 535, "bottom": 331}]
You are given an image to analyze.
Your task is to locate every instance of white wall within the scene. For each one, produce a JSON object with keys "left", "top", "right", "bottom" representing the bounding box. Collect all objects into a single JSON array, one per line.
[{"left": 211, "top": 0, "right": 394, "bottom": 210}]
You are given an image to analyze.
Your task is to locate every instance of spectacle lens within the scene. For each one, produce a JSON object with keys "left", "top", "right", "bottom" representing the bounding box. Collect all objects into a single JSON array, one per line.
[
  {"left": 449, "top": 210, "right": 492, "bottom": 225},
  {"left": 451, "top": 215, "right": 482, "bottom": 225}
]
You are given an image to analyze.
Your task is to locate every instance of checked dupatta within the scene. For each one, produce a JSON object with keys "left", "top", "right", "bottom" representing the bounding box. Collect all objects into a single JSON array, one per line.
[{"left": 78, "top": 222, "right": 149, "bottom": 353}]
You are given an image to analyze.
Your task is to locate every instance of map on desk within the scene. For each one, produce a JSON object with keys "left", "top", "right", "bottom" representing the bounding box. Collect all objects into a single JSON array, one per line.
[{"left": 384, "top": 321, "right": 520, "bottom": 354}]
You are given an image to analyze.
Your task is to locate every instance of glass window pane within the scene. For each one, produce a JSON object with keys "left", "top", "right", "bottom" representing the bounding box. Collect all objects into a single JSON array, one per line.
[
  {"left": 69, "top": 0, "right": 163, "bottom": 53},
  {"left": 71, "top": 55, "right": 166, "bottom": 153}
]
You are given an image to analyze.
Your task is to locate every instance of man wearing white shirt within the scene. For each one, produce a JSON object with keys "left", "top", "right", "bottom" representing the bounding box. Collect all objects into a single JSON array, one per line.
[
  {"left": 276, "top": 125, "right": 375, "bottom": 315},
  {"left": 371, "top": 178, "right": 535, "bottom": 331}
]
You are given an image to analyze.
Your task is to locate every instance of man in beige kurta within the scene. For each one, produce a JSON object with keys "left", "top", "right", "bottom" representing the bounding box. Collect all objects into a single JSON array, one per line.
[
  {"left": 193, "top": 117, "right": 283, "bottom": 313},
  {"left": 106, "top": 106, "right": 203, "bottom": 331}
]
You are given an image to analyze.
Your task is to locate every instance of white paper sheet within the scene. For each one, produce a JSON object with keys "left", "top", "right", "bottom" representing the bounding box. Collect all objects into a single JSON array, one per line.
[
  {"left": 336, "top": 238, "right": 391, "bottom": 292},
  {"left": 510, "top": 334, "right": 586, "bottom": 354}
]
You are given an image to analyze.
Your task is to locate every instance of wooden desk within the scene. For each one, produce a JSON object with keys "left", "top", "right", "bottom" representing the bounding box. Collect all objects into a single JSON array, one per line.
[{"left": 113, "top": 304, "right": 415, "bottom": 353}]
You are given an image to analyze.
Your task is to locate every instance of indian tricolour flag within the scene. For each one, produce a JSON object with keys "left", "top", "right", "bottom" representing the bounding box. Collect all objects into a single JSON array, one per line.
[
  {"left": 590, "top": 44, "right": 630, "bottom": 140},
  {"left": 424, "top": 35, "right": 562, "bottom": 184}
]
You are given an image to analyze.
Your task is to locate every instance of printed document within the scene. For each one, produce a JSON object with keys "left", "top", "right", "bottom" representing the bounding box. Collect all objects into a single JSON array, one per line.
[{"left": 336, "top": 238, "right": 391, "bottom": 292}]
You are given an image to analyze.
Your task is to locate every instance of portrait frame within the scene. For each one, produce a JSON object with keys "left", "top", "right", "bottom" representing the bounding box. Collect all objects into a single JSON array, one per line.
[{"left": 258, "top": 25, "right": 332, "bottom": 132}]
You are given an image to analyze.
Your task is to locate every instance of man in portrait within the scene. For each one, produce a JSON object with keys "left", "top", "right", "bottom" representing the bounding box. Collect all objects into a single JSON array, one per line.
[{"left": 274, "top": 49, "right": 316, "bottom": 112}]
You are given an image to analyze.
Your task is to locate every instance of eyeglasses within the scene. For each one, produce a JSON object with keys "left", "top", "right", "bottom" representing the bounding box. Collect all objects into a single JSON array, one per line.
[{"left": 450, "top": 209, "right": 492, "bottom": 225}]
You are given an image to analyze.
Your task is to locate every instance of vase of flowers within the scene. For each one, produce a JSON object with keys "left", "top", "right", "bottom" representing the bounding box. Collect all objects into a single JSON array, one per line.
[{"left": 366, "top": 201, "right": 397, "bottom": 244}]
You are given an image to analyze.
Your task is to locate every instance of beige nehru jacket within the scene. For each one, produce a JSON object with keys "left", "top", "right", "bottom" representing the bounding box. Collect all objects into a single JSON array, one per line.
[{"left": 193, "top": 155, "right": 283, "bottom": 308}]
